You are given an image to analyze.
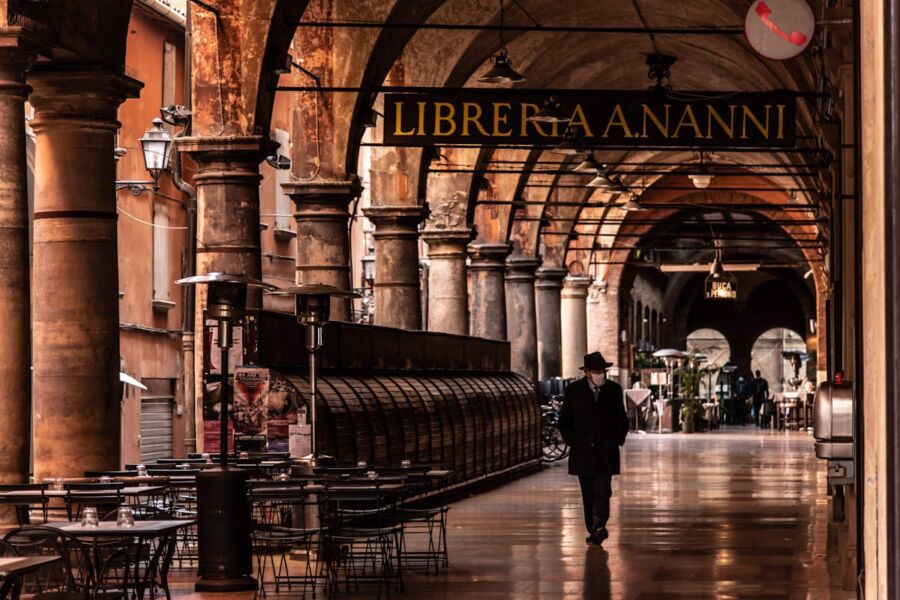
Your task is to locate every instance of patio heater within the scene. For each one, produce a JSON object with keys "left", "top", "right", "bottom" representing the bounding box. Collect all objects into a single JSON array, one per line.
[
  {"left": 268, "top": 284, "right": 358, "bottom": 465},
  {"left": 175, "top": 272, "right": 274, "bottom": 592}
]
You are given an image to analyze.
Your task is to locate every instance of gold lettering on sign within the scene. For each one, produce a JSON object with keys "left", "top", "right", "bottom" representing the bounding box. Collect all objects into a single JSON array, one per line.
[
  {"left": 393, "top": 102, "right": 417, "bottom": 136},
  {"left": 602, "top": 104, "right": 633, "bottom": 138},
  {"left": 492, "top": 102, "right": 513, "bottom": 137},
  {"left": 672, "top": 105, "right": 704, "bottom": 139},
  {"left": 776, "top": 104, "right": 786, "bottom": 139},
  {"left": 641, "top": 104, "right": 670, "bottom": 138},
  {"left": 706, "top": 105, "right": 737, "bottom": 140},
  {"left": 434, "top": 102, "right": 456, "bottom": 136},
  {"left": 741, "top": 105, "right": 771, "bottom": 139},
  {"left": 462, "top": 103, "right": 490, "bottom": 137},
  {"left": 568, "top": 104, "right": 594, "bottom": 138},
  {"left": 521, "top": 103, "right": 552, "bottom": 137}
]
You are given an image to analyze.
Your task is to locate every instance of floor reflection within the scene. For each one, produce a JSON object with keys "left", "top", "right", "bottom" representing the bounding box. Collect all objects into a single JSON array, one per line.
[{"left": 168, "top": 427, "right": 854, "bottom": 599}]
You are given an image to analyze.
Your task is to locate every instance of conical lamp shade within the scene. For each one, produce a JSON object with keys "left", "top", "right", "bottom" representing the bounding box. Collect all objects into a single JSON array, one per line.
[
  {"left": 478, "top": 51, "right": 526, "bottom": 84},
  {"left": 573, "top": 155, "right": 604, "bottom": 173},
  {"left": 530, "top": 98, "right": 570, "bottom": 124},
  {"left": 551, "top": 136, "right": 581, "bottom": 155},
  {"left": 587, "top": 174, "right": 612, "bottom": 188},
  {"left": 622, "top": 196, "right": 645, "bottom": 211}
]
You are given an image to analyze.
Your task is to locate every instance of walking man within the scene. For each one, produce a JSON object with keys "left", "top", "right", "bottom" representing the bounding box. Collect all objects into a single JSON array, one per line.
[
  {"left": 751, "top": 369, "right": 769, "bottom": 426},
  {"left": 559, "top": 352, "right": 630, "bottom": 545}
]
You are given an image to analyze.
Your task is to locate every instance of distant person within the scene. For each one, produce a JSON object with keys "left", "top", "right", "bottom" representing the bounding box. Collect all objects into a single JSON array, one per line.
[
  {"left": 733, "top": 375, "right": 750, "bottom": 425},
  {"left": 558, "top": 352, "right": 630, "bottom": 545},
  {"left": 751, "top": 370, "right": 769, "bottom": 426}
]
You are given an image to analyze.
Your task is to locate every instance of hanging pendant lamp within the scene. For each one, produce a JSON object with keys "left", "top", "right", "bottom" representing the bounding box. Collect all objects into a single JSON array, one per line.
[
  {"left": 529, "top": 95, "right": 569, "bottom": 124},
  {"left": 478, "top": 1, "right": 526, "bottom": 85},
  {"left": 573, "top": 154, "right": 604, "bottom": 174},
  {"left": 622, "top": 194, "right": 646, "bottom": 212},
  {"left": 705, "top": 242, "right": 737, "bottom": 300}
]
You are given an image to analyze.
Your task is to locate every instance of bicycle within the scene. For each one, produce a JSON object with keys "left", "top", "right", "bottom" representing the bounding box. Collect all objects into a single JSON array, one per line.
[{"left": 541, "top": 396, "right": 570, "bottom": 462}]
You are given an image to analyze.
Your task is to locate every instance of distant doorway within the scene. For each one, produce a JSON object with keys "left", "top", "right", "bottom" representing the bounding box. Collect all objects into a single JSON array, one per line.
[
  {"left": 750, "top": 328, "right": 808, "bottom": 395},
  {"left": 686, "top": 328, "right": 731, "bottom": 400}
]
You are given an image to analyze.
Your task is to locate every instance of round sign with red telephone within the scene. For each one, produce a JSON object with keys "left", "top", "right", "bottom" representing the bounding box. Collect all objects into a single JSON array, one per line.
[{"left": 744, "top": 0, "right": 815, "bottom": 60}]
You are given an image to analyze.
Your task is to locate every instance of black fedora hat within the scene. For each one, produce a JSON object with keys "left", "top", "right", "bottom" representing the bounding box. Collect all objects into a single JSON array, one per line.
[{"left": 580, "top": 351, "right": 614, "bottom": 371}]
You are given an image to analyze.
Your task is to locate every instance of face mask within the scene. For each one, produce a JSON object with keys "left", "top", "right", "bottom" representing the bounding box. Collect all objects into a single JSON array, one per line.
[{"left": 589, "top": 372, "right": 606, "bottom": 386}]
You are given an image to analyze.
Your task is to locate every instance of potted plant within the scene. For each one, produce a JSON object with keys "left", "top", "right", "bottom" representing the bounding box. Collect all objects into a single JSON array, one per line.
[{"left": 677, "top": 354, "right": 712, "bottom": 433}]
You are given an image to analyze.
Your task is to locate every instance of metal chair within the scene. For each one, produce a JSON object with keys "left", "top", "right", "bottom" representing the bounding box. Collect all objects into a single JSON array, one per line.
[{"left": 0, "top": 484, "right": 49, "bottom": 525}]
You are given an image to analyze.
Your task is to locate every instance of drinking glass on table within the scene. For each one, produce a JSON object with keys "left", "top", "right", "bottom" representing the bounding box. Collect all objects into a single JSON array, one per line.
[
  {"left": 357, "top": 461, "right": 367, "bottom": 469},
  {"left": 99, "top": 475, "right": 112, "bottom": 484},
  {"left": 276, "top": 473, "right": 289, "bottom": 482},
  {"left": 81, "top": 507, "right": 99, "bottom": 528},
  {"left": 136, "top": 464, "right": 148, "bottom": 477},
  {"left": 201, "top": 452, "right": 212, "bottom": 464},
  {"left": 401, "top": 459, "right": 411, "bottom": 469},
  {"left": 366, "top": 471, "right": 379, "bottom": 480},
  {"left": 53, "top": 478, "right": 64, "bottom": 491},
  {"left": 116, "top": 506, "right": 135, "bottom": 528}
]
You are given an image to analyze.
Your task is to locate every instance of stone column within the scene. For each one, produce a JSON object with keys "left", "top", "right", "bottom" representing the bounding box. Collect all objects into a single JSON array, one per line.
[
  {"left": 178, "top": 137, "right": 269, "bottom": 451},
  {"left": 421, "top": 229, "right": 471, "bottom": 335},
  {"left": 468, "top": 242, "right": 510, "bottom": 340},
  {"left": 283, "top": 180, "right": 360, "bottom": 321},
  {"left": 506, "top": 256, "right": 542, "bottom": 381},
  {"left": 362, "top": 205, "right": 424, "bottom": 330},
  {"left": 535, "top": 267, "right": 567, "bottom": 380},
  {"left": 0, "top": 40, "right": 35, "bottom": 491},
  {"left": 561, "top": 276, "right": 593, "bottom": 378},
  {"left": 29, "top": 67, "right": 142, "bottom": 479}
]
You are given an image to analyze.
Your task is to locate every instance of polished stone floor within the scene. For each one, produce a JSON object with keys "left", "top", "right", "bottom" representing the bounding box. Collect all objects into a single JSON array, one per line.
[{"left": 173, "top": 427, "right": 853, "bottom": 599}]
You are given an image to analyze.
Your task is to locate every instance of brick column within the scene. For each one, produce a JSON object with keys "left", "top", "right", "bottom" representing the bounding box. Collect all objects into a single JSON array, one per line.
[
  {"left": 29, "top": 67, "right": 142, "bottom": 479},
  {"left": 283, "top": 180, "right": 360, "bottom": 321},
  {"left": 177, "top": 137, "right": 269, "bottom": 451},
  {"left": 586, "top": 281, "right": 623, "bottom": 383},
  {"left": 468, "top": 242, "right": 510, "bottom": 340},
  {"left": 535, "top": 267, "right": 567, "bottom": 380},
  {"left": 0, "top": 37, "right": 37, "bottom": 494},
  {"left": 561, "top": 276, "right": 593, "bottom": 378},
  {"left": 506, "top": 256, "right": 542, "bottom": 381},
  {"left": 362, "top": 205, "right": 424, "bottom": 330},
  {"left": 421, "top": 229, "right": 471, "bottom": 335}
]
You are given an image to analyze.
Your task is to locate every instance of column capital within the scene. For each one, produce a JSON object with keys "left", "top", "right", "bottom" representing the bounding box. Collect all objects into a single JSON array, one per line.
[
  {"left": 362, "top": 205, "right": 425, "bottom": 237},
  {"left": 28, "top": 66, "right": 142, "bottom": 128},
  {"left": 562, "top": 275, "right": 595, "bottom": 298},
  {"left": 535, "top": 266, "right": 568, "bottom": 290},
  {"left": 588, "top": 280, "right": 609, "bottom": 302},
  {"left": 0, "top": 29, "right": 47, "bottom": 95},
  {"left": 421, "top": 228, "right": 473, "bottom": 258},
  {"left": 468, "top": 241, "right": 511, "bottom": 270},
  {"left": 282, "top": 177, "right": 362, "bottom": 204},
  {"left": 175, "top": 135, "right": 275, "bottom": 161},
  {"left": 506, "top": 256, "right": 542, "bottom": 282}
]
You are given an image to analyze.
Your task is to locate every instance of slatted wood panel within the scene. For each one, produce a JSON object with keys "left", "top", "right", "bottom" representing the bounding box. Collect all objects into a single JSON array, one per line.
[{"left": 280, "top": 371, "right": 538, "bottom": 481}]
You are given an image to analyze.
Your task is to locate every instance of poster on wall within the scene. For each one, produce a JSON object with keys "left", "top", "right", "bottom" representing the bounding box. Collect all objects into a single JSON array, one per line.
[
  {"left": 202, "top": 420, "right": 234, "bottom": 454},
  {"left": 267, "top": 375, "right": 300, "bottom": 453},
  {"left": 233, "top": 367, "right": 269, "bottom": 452}
]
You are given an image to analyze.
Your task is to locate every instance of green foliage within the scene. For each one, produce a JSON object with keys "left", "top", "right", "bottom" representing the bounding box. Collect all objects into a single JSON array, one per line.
[{"left": 677, "top": 353, "right": 721, "bottom": 423}]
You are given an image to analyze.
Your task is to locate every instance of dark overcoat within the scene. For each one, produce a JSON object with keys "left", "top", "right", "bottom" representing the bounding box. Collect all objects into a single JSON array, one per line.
[{"left": 558, "top": 377, "right": 629, "bottom": 476}]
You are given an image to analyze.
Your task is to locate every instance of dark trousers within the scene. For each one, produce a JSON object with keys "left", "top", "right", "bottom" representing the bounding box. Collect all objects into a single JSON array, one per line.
[{"left": 578, "top": 473, "right": 613, "bottom": 533}]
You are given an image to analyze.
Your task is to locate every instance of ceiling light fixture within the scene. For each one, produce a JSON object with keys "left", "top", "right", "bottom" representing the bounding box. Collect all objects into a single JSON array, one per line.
[
  {"left": 689, "top": 151, "right": 714, "bottom": 189},
  {"left": 587, "top": 173, "right": 613, "bottom": 188},
  {"left": 478, "top": 0, "right": 526, "bottom": 85},
  {"left": 705, "top": 240, "right": 737, "bottom": 300},
  {"left": 551, "top": 130, "right": 581, "bottom": 155},
  {"left": 573, "top": 154, "right": 604, "bottom": 174},
  {"left": 529, "top": 95, "right": 569, "bottom": 124},
  {"left": 622, "top": 194, "right": 645, "bottom": 212}
]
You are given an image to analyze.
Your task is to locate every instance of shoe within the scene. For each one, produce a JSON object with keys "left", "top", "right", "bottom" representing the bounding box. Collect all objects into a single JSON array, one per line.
[{"left": 588, "top": 527, "right": 609, "bottom": 545}]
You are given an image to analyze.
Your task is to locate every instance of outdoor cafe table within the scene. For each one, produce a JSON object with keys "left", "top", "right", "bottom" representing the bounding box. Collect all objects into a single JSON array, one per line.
[
  {"left": 0, "top": 487, "right": 165, "bottom": 501},
  {"left": 44, "top": 520, "right": 193, "bottom": 600},
  {"left": 0, "top": 556, "right": 61, "bottom": 600}
]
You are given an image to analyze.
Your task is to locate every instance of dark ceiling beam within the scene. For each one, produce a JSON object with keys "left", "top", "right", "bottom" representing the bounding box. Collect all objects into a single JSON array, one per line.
[{"left": 291, "top": 20, "right": 745, "bottom": 36}]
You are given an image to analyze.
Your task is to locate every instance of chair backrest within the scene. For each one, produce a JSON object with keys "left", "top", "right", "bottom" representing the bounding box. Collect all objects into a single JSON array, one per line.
[{"left": 3, "top": 526, "right": 92, "bottom": 594}]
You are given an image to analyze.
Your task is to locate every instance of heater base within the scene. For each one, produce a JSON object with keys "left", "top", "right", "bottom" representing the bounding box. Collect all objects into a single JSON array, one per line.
[{"left": 195, "top": 576, "right": 257, "bottom": 593}]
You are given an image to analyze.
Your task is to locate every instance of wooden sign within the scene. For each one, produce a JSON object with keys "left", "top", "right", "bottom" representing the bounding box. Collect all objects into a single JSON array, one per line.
[{"left": 383, "top": 90, "right": 797, "bottom": 148}]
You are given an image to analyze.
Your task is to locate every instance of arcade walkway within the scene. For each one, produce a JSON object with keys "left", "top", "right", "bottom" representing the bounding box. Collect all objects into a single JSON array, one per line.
[{"left": 173, "top": 428, "right": 851, "bottom": 599}]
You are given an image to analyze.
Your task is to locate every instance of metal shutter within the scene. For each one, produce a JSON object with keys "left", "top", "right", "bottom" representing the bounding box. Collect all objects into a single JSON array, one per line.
[{"left": 141, "top": 393, "right": 173, "bottom": 462}]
